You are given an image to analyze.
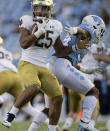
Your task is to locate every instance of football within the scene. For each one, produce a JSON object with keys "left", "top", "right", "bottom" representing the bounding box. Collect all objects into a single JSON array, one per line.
[{"left": 31, "top": 23, "right": 38, "bottom": 34}]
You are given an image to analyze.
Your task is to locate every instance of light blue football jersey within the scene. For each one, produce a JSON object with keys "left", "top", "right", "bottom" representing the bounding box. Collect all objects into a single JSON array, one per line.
[
  {"left": 65, "top": 35, "right": 87, "bottom": 66},
  {"left": 48, "top": 35, "right": 87, "bottom": 66}
]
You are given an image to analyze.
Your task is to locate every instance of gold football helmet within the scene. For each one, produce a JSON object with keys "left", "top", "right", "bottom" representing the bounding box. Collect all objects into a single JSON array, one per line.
[
  {"left": 0, "top": 37, "right": 3, "bottom": 46},
  {"left": 31, "top": 0, "right": 53, "bottom": 19}
]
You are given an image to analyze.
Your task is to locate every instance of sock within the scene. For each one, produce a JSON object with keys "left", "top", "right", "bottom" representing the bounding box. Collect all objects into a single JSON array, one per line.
[
  {"left": 22, "top": 103, "right": 40, "bottom": 117},
  {"left": 48, "top": 125, "right": 57, "bottom": 131},
  {"left": 28, "top": 122, "right": 39, "bottom": 131},
  {"left": 0, "top": 96, "right": 4, "bottom": 104},
  {"left": 28, "top": 111, "right": 48, "bottom": 131},
  {"left": 44, "top": 118, "right": 49, "bottom": 125},
  {"left": 81, "top": 96, "right": 97, "bottom": 123},
  {"left": 9, "top": 106, "right": 19, "bottom": 116},
  {"left": 89, "top": 120, "right": 95, "bottom": 127},
  {"left": 63, "top": 117, "right": 73, "bottom": 129}
]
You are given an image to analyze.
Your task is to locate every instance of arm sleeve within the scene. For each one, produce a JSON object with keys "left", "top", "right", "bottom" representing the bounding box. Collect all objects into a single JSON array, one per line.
[{"left": 19, "top": 15, "right": 33, "bottom": 30}]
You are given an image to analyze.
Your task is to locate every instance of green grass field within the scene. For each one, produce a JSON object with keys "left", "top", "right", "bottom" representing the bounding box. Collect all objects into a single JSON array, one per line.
[{"left": 0, "top": 121, "right": 106, "bottom": 131}]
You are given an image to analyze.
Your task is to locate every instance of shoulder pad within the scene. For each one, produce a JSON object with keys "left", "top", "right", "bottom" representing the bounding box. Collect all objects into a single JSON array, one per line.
[
  {"left": 19, "top": 15, "right": 34, "bottom": 30},
  {"left": 53, "top": 20, "right": 63, "bottom": 35}
]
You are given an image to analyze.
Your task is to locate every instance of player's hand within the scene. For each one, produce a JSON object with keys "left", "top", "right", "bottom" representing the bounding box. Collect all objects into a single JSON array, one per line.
[
  {"left": 92, "top": 53, "right": 102, "bottom": 61},
  {"left": 32, "top": 23, "right": 46, "bottom": 39},
  {"left": 64, "top": 25, "right": 88, "bottom": 39},
  {"left": 77, "top": 37, "right": 89, "bottom": 49},
  {"left": 64, "top": 25, "right": 78, "bottom": 35},
  {"left": 93, "top": 66, "right": 106, "bottom": 74}
]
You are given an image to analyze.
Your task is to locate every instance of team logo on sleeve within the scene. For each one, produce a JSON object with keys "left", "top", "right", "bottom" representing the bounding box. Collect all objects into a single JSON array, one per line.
[{"left": 19, "top": 19, "right": 23, "bottom": 26}]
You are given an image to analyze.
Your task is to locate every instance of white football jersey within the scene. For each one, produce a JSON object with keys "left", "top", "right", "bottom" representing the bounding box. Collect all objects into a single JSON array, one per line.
[
  {"left": 19, "top": 15, "right": 63, "bottom": 68},
  {"left": 0, "top": 47, "right": 17, "bottom": 72},
  {"left": 79, "top": 51, "right": 99, "bottom": 70},
  {"left": 78, "top": 52, "right": 98, "bottom": 82},
  {"left": 79, "top": 44, "right": 109, "bottom": 81}
]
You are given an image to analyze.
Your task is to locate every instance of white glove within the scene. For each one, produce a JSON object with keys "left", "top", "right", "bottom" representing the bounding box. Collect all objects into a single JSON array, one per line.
[
  {"left": 34, "top": 28, "right": 45, "bottom": 39},
  {"left": 34, "top": 18, "right": 46, "bottom": 39},
  {"left": 64, "top": 25, "right": 78, "bottom": 35},
  {"left": 93, "top": 67, "right": 106, "bottom": 74},
  {"left": 80, "top": 66, "right": 105, "bottom": 74}
]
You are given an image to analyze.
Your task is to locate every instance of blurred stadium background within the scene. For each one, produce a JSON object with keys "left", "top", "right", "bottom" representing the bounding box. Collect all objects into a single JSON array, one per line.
[{"left": 0, "top": 0, "right": 110, "bottom": 130}]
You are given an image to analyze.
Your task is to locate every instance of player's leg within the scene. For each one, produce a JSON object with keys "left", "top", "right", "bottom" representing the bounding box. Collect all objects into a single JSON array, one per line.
[
  {"left": 51, "top": 58, "right": 99, "bottom": 125},
  {"left": 28, "top": 95, "right": 50, "bottom": 131},
  {"left": 89, "top": 100, "right": 100, "bottom": 128},
  {"left": 2, "top": 61, "right": 41, "bottom": 128},
  {"left": 29, "top": 67, "right": 63, "bottom": 131},
  {"left": 0, "top": 71, "right": 13, "bottom": 95},
  {"left": 62, "top": 91, "right": 99, "bottom": 131},
  {"left": 61, "top": 64, "right": 99, "bottom": 130},
  {"left": 0, "top": 71, "right": 15, "bottom": 111},
  {"left": 49, "top": 58, "right": 99, "bottom": 130},
  {"left": 41, "top": 69, "right": 63, "bottom": 123},
  {"left": 62, "top": 90, "right": 83, "bottom": 131},
  {"left": 78, "top": 89, "right": 99, "bottom": 131},
  {"left": 11, "top": 76, "right": 40, "bottom": 118}
]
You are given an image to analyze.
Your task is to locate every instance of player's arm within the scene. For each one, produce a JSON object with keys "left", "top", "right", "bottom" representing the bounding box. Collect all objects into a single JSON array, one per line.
[
  {"left": 75, "top": 64, "right": 105, "bottom": 74},
  {"left": 19, "top": 25, "right": 45, "bottom": 49},
  {"left": 53, "top": 36, "right": 73, "bottom": 57},
  {"left": 53, "top": 36, "right": 89, "bottom": 57},
  {"left": 19, "top": 28, "right": 37, "bottom": 49},
  {"left": 93, "top": 53, "right": 110, "bottom": 64},
  {"left": 64, "top": 25, "right": 91, "bottom": 39},
  {"left": 75, "top": 64, "right": 92, "bottom": 73}
]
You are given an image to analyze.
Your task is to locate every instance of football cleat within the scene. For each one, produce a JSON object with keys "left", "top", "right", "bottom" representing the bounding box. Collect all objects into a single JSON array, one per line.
[
  {"left": 2, "top": 113, "right": 15, "bottom": 128},
  {"left": 78, "top": 125, "right": 89, "bottom": 131},
  {"left": 77, "top": 122, "right": 99, "bottom": 131},
  {"left": 62, "top": 123, "right": 70, "bottom": 131},
  {"left": 62, "top": 128, "right": 68, "bottom": 131},
  {"left": 56, "top": 125, "right": 62, "bottom": 131}
]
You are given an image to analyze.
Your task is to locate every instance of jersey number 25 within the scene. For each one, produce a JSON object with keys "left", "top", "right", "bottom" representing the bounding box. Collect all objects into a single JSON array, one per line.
[{"left": 35, "top": 30, "right": 53, "bottom": 49}]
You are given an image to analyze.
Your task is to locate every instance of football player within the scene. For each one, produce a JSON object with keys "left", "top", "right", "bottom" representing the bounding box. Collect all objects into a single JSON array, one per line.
[
  {"left": 62, "top": 43, "right": 107, "bottom": 131},
  {"left": 2, "top": 0, "right": 89, "bottom": 131},
  {"left": 0, "top": 37, "right": 40, "bottom": 124},
  {"left": 51, "top": 15, "right": 106, "bottom": 131},
  {"left": 88, "top": 45, "right": 110, "bottom": 131},
  {"left": 28, "top": 15, "right": 106, "bottom": 131}
]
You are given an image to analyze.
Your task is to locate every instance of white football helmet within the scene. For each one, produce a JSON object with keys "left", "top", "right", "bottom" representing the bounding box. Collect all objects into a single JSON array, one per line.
[
  {"left": 79, "top": 15, "right": 106, "bottom": 45},
  {"left": 0, "top": 37, "right": 3, "bottom": 46},
  {"left": 31, "top": 0, "right": 53, "bottom": 20}
]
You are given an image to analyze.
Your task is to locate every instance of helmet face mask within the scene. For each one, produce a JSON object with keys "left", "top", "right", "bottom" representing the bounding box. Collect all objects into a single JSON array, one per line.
[
  {"left": 32, "top": 5, "right": 53, "bottom": 18},
  {"left": 32, "top": 0, "right": 53, "bottom": 19}
]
